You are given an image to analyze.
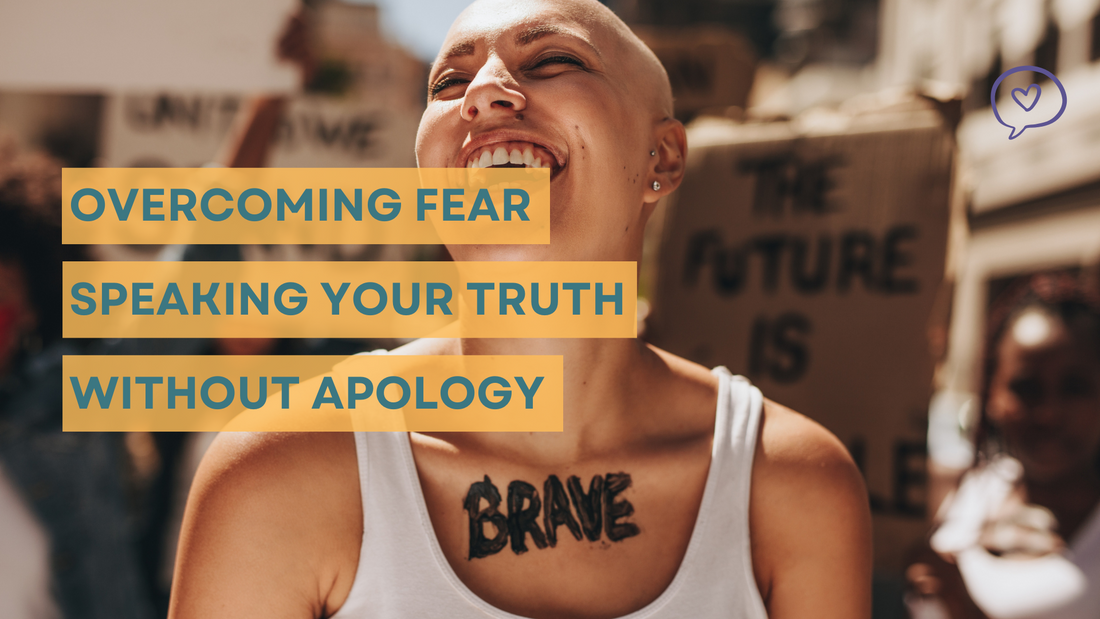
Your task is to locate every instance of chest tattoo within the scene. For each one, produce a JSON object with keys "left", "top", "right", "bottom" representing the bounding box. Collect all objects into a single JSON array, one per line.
[{"left": 462, "top": 473, "right": 640, "bottom": 559}]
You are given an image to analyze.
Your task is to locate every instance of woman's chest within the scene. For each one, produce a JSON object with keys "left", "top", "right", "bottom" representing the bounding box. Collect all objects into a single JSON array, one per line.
[{"left": 411, "top": 449, "right": 713, "bottom": 618}]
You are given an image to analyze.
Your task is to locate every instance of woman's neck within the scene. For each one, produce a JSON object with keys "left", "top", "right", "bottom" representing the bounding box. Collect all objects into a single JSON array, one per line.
[{"left": 454, "top": 336, "right": 664, "bottom": 462}]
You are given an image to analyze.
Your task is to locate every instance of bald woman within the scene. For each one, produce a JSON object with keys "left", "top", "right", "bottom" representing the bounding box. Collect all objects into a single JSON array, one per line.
[{"left": 168, "top": 1, "right": 872, "bottom": 617}]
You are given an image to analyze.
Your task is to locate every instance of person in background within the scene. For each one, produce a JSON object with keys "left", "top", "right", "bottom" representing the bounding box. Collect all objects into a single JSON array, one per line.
[
  {"left": 0, "top": 151, "right": 154, "bottom": 619},
  {"left": 906, "top": 272, "right": 1100, "bottom": 618}
]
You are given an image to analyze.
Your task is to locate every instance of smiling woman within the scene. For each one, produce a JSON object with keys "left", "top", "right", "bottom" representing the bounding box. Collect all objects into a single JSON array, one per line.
[{"left": 167, "top": 1, "right": 872, "bottom": 618}]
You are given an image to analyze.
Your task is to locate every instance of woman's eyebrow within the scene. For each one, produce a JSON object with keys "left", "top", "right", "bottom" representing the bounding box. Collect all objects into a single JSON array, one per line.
[
  {"left": 515, "top": 24, "right": 601, "bottom": 58},
  {"left": 440, "top": 41, "right": 476, "bottom": 61},
  {"left": 431, "top": 24, "right": 601, "bottom": 77},
  {"left": 429, "top": 41, "right": 476, "bottom": 79}
]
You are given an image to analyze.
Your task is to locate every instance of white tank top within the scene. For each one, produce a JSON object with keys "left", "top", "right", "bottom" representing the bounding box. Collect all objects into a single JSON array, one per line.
[{"left": 331, "top": 366, "right": 768, "bottom": 619}]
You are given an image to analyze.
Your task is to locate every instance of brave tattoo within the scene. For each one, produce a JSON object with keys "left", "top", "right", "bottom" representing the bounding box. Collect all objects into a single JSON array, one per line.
[{"left": 463, "top": 472, "right": 640, "bottom": 559}]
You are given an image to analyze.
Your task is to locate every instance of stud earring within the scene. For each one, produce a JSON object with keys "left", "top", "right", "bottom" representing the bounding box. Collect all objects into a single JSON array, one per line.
[
  {"left": 650, "top": 150, "right": 656, "bottom": 156},
  {"left": 652, "top": 181, "right": 661, "bottom": 191}
]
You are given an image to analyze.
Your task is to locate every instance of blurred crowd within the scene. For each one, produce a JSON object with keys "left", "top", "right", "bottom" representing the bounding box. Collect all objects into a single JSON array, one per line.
[{"left": 2, "top": 1, "right": 1100, "bottom": 618}]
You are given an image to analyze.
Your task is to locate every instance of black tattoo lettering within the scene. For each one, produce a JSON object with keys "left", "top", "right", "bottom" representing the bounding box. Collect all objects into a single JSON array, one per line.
[
  {"left": 567, "top": 474, "right": 604, "bottom": 542},
  {"left": 506, "top": 480, "right": 548, "bottom": 554},
  {"left": 464, "top": 472, "right": 641, "bottom": 559},
  {"left": 543, "top": 475, "right": 582, "bottom": 547},
  {"left": 464, "top": 475, "right": 509, "bottom": 559},
  {"left": 603, "top": 472, "right": 641, "bottom": 542}
]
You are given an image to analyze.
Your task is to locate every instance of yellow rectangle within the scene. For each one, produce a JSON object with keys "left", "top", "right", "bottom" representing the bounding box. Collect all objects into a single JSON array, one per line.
[
  {"left": 63, "top": 355, "right": 563, "bottom": 432},
  {"left": 62, "top": 168, "right": 549, "bottom": 245},
  {"left": 63, "top": 261, "right": 637, "bottom": 338}
]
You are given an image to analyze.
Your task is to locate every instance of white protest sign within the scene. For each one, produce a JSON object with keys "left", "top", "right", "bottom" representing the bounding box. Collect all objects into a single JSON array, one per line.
[{"left": 0, "top": 0, "right": 297, "bottom": 92}]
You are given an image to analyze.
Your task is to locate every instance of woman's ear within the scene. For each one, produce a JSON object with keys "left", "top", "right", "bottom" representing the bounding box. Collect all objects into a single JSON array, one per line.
[{"left": 646, "top": 118, "right": 688, "bottom": 203}]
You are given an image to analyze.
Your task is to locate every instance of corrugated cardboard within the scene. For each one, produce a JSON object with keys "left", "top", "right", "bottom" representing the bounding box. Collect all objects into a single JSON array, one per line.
[
  {"left": 632, "top": 26, "right": 756, "bottom": 118},
  {"left": 647, "top": 100, "right": 956, "bottom": 570}
]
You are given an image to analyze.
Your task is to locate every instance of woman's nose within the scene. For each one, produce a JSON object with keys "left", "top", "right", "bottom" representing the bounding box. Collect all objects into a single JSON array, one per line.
[{"left": 460, "top": 57, "right": 526, "bottom": 122}]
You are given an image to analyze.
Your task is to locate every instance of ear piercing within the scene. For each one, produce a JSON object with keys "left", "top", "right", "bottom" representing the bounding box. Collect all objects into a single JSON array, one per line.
[
  {"left": 652, "top": 181, "right": 661, "bottom": 191},
  {"left": 650, "top": 150, "right": 656, "bottom": 156}
]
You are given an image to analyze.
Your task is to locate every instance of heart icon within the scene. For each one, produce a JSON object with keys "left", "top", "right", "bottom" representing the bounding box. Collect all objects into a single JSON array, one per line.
[{"left": 1012, "top": 84, "right": 1041, "bottom": 112}]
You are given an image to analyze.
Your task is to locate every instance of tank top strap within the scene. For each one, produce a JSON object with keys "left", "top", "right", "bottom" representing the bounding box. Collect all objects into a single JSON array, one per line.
[
  {"left": 350, "top": 431, "right": 371, "bottom": 525},
  {"left": 693, "top": 366, "right": 766, "bottom": 614},
  {"left": 711, "top": 366, "right": 764, "bottom": 478}
]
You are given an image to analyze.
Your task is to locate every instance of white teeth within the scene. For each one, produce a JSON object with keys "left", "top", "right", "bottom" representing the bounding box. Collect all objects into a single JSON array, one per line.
[{"left": 463, "top": 144, "right": 555, "bottom": 169}]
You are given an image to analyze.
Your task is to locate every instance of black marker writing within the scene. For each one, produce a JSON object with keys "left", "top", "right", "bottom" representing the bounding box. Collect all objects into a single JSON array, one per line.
[
  {"left": 463, "top": 475, "right": 508, "bottom": 559},
  {"left": 543, "top": 475, "right": 582, "bottom": 547},
  {"left": 506, "top": 480, "right": 548, "bottom": 554},
  {"left": 567, "top": 474, "right": 604, "bottom": 542},
  {"left": 603, "top": 472, "right": 641, "bottom": 542},
  {"left": 465, "top": 472, "right": 640, "bottom": 559}
]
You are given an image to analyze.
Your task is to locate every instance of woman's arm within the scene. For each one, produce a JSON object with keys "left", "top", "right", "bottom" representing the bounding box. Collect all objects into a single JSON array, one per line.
[
  {"left": 750, "top": 399, "right": 873, "bottom": 618},
  {"left": 168, "top": 432, "right": 361, "bottom": 619}
]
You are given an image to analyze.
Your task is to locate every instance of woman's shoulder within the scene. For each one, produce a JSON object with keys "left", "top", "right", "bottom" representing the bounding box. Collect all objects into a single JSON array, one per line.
[
  {"left": 747, "top": 397, "right": 872, "bottom": 608},
  {"left": 750, "top": 397, "right": 868, "bottom": 522},
  {"left": 193, "top": 431, "right": 360, "bottom": 500},
  {"left": 754, "top": 398, "right": 860, "bottom": 478},
  {"left": 172, "top": 431, "right": 362, "bottom": 616}
]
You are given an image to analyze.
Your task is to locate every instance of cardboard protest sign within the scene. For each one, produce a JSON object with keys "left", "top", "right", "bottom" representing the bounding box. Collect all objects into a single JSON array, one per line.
[
  {"left": 632, "top": 26, "right": 755, "bottom": 118},
  {"left": 99, "top": 92, "right": 419, "bottom": 168},
  {"left": 647, "top": 103, "right": 955, "bottom": 569}
]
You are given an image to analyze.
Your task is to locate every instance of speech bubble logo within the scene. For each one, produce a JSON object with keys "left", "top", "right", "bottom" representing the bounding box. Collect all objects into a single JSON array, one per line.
[
  {"left": 1011, "top": 84, "right": 1040, "bottom": 111},
  {"left": 991, "top": 66, "right": 1067, "bottom": 140}
]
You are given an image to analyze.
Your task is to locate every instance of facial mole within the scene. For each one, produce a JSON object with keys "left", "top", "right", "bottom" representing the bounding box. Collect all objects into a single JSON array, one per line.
[{"left": 514, "top": 113, "right": 524, "bottom": 121}]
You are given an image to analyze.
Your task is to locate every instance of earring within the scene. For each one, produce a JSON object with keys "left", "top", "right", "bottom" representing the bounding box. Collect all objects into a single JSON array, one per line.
[
  {"left": 650, "top": 150, "right": 656, "bottom": 156},
  {"left": 652, "top": 181, "right": 661, "bottom": 191}
]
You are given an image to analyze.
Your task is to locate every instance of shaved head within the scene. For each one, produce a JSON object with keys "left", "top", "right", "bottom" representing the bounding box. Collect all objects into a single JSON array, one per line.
[
  {"left": 418, "top": 0, "right": 688, "bottom": 262},
  {"left": 445, "top": 0, "right": 674, "bottom": 118}
]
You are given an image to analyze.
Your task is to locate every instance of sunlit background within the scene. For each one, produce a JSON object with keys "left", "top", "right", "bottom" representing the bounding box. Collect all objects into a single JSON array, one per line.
[{"left": 1, "top": 1, "right": 1099, "bottom": 617}]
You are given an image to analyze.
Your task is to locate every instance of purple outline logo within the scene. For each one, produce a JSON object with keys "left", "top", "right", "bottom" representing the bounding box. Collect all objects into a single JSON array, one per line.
[{"left": 991, "top": 65, "right": 1067, "bottom": 140}]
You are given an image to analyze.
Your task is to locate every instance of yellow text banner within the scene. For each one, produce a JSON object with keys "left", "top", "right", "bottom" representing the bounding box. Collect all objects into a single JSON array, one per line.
[
  {"left": 63, "top": 354, "right": 563, "bottom": 432},
  {"left": 62, "top": 168, "right": 549, "bottom": 245},
  {"left": 63, "top": 261, "right": 637, "bottom": 338}
]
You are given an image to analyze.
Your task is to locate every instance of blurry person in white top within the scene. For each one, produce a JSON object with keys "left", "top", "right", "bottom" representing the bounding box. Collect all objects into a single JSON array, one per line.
[{"left": 907, "top": 272, "right": 1100, "bottom": 619}]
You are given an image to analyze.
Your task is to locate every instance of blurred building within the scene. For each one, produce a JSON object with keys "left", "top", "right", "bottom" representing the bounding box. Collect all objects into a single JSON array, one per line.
[{"left": 877, "top": 0, "right": 1100, "bottom": 485}]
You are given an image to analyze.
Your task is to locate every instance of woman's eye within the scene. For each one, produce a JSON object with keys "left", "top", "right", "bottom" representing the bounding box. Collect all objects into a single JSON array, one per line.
[
  {"left": 1062, "top": 373, "right": 1097, "bottom": 398},
  {"left": 532, "top": 55, "right": 584, "bottom": 69},
  {"left": 1009, "top": 377, "right": 1043, "bottom": 405},
  {"left": 430, "top": 77, "right": 469, "bottom": 97}
]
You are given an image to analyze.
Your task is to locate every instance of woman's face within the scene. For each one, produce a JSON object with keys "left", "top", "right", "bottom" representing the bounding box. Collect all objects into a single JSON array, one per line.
[
  {"left": 415, "top": 0, "right": 664, "bottom": 262},
  {"left": 987, "top": 309, "right": 1100, "bottom": 482}
]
